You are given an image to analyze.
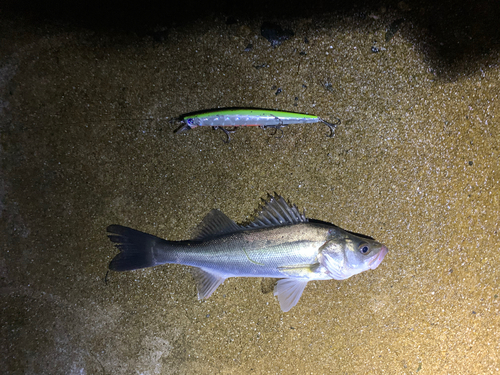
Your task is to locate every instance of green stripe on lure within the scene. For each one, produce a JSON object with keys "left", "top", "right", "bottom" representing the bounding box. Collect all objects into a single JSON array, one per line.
[{"left": 174, "top": 108, "right": 340, "bottom": 142}]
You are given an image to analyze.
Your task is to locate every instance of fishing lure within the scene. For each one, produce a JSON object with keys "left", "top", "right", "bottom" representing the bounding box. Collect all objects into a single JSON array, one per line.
[{"left": 174, "top": 108, "right": 340, "bottom": 142}]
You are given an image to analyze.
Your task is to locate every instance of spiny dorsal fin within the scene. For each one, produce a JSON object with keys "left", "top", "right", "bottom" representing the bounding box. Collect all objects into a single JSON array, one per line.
[
  {"left": 192, "top": 209, "right": 241, "bottom": 240},
  {"left": 246, "top": 194, "right": 307, "bottom": 229}
]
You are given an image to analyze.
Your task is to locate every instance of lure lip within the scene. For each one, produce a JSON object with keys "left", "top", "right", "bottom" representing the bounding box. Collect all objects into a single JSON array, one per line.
[{"left": 174, "top": 123, "right": 192, "bottom": 133}]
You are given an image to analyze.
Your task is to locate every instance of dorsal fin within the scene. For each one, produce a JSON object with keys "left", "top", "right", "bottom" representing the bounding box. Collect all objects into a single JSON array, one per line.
[
  {"left": 245, "top": 194, "right": 308, "bottom": 229},
  {"left": 192, "top": 209, "right": 241, "bottom": 240}
]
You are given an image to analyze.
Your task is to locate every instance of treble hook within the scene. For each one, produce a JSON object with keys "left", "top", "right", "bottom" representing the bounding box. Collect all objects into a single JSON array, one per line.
[
  {"left": 215, "top": 126, "right": 237, "bottom": 143},
  {"left": 319, "top": 117, "right": 341, "bottom": 137},
  {"left": 275, "top": 126, "right": 284, "bottom": 138},
  {"left": 265, "top": 125, "right": 285, "bottom": 138}
]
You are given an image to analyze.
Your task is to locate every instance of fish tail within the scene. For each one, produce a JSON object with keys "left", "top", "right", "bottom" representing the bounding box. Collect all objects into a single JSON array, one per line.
[{"left": 107, "top": 225, "right": 177, "bottom": 271}]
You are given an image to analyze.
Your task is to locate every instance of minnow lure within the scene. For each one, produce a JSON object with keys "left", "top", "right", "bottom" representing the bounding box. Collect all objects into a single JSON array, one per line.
[{"left": 174, "top": 108, "right": 340, "bottom": 142}]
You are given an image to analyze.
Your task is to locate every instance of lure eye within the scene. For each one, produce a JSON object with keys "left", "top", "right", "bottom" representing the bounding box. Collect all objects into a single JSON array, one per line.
[
  {"left": 358, "top": 243, "right": 371, "bottom": 255},
  {"left": 187, "top": 118, "right": 194, "bottom": 125}
]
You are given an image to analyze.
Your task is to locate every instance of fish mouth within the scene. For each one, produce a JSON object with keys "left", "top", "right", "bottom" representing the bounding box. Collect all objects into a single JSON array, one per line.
[{"left": 368, "top": 246, "right": 388, "bottom": 270}]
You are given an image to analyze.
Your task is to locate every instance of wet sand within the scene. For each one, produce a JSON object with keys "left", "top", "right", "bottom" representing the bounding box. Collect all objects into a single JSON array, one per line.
[{"left": 1, "top": 2, "right": 499, "bottom": 374}]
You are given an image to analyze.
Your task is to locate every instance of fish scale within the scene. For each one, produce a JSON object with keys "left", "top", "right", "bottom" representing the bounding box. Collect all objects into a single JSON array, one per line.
[
  {"left": 168, "top": 224, "right": 330, "bottom": 278},
  {"left": 107, "top": 195, "right": 387, "bottom": 312}
]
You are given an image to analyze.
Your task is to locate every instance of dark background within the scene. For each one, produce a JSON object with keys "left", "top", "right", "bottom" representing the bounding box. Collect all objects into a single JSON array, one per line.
[{"left": 3, "top": 0, "right": 500, "bottom": 76}]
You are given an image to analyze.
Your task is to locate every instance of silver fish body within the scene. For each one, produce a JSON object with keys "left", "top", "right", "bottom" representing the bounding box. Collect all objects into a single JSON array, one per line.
[{"left": 107, "top": 195, "right": 388, "bottom": 312}]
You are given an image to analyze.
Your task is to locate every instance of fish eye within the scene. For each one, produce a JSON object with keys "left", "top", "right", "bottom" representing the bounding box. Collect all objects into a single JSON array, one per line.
[{"left": 358, "top": 243, "right": 371, "bottom": 254}]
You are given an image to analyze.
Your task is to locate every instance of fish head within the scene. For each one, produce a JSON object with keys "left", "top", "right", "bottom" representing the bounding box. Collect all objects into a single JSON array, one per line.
[{"left": 319, "top": 230, "right": 388, "bottom": 280}]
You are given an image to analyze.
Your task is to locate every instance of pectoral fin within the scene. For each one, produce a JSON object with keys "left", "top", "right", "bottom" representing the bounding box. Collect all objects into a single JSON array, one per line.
[
  {"left": 274, "top": 279, "right": 309, "bottom": 312},
  {"left": 191, "top": 268, "right": 226, "bottom": 299}
]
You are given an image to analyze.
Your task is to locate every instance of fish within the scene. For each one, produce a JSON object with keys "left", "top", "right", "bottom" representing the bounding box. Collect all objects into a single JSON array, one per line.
[
  {"left": 107, "top": 195, "right": 388, "bottom": 312},
  {"left": 174, "top": 108, "right": 340, "bottom": 142}
]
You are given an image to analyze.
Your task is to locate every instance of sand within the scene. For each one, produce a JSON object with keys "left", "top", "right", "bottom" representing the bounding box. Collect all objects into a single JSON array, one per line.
[{"left": 1, "top": 3, "right": 499, "bottom": 374}]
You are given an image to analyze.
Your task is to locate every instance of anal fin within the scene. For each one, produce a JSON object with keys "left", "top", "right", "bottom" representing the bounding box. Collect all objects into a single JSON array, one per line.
[
  {"left": 274, "top": 279, "right": 309, "bottom": 312},
  {"left": 191, "top": 268, "right": 226, "bottom": 300}
]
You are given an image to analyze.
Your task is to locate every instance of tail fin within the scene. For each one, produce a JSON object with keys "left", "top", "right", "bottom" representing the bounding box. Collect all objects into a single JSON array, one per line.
[{"left": 107, "top": 225, "right": 170, "bottom": 271}]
